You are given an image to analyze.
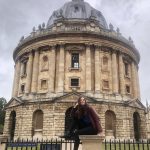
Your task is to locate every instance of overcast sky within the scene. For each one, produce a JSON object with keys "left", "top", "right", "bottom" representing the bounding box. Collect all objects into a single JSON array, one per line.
[{"left": 0, "top": 0, "right": 150, "bottom": 105}]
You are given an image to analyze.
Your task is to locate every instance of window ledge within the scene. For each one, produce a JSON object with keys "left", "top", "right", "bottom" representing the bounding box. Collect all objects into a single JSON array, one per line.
[
  {"left": 101, "top": 69, "right": 109, "bottom": 73},
  {"left": 126, "top": 93, "right": 131, "bottom": 95},
  {"left": 102, "top": 87, "right": 109, "bottom": 90},
  {"left": 70, "top": 86, "right": 80, "bottom": 89},
  {"left": 69, "top": 67, "right": 82, "bottom": 71},
  {"left": 34, "top": 129, "right": 43, "bottom": 132},
  {"left": 38, "top": 91, "right": 48, "bottom": 94},
  {"left": 41, "top": 69, "right": 49, "bottom": 72}
]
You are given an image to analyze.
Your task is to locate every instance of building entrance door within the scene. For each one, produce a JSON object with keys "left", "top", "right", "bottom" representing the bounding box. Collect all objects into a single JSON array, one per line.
[
  {"left": 9, "top": 111, "right": 16, "bottom": 140},
  {"left": 133, "top": 112, "right": 141, "bottom": 141}
]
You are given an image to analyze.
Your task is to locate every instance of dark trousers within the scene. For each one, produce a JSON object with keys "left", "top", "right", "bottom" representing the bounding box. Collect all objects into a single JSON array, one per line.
[{"left": 73, "top": 126, "right": 97, "bottom": 150}]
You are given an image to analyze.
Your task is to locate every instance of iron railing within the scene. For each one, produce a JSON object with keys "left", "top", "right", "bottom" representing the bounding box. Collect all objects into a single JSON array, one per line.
[
  {"left": 104, "top": 139, "right": 150, "bottom": 150},
  {"left": 2, "top": 138, "right": 150, "bottom": 150},
  {"left": 3, "top": 139, "right": 76, "bottom": 150}
]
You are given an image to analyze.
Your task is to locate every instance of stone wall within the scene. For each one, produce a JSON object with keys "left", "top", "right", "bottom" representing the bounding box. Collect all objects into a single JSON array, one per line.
[
  {"left": 3, "top": 100, "right": 147, "bottom": 140},
  {"left": 12, "top": 42, "right": 140, "bottom": 102}
]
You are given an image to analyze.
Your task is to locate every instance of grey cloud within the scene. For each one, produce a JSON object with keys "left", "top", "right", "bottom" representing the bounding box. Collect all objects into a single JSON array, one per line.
[
  {"left": 98, "top": 0, "right": 150, "bottom": 104},
  {"left": 0, "top": 0, "right": 69, "bottom": 101}
]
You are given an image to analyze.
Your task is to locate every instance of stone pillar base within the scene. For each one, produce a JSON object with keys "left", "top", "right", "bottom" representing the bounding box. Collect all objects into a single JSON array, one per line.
[
  {"left": 79, "top": 135, "right": 104, "bottom": 150},
  {"left": 0, "top": 144, "right": 6, "bottom": 150},
  {"left": 0, "top": 135, "right": 8, "bottom": 150},
  {"left": 0, "top": 135, "right": 8, "bottom": 143}
]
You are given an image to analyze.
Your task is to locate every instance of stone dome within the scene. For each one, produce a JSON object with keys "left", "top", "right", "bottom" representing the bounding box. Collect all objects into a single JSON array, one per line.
[{"left": 47, "top": 0, "right": 108, "bottom": 29}]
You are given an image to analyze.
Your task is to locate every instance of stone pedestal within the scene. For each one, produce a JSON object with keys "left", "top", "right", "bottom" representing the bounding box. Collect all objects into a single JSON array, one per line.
[
  {"left": 79, "top": 135, "right": 104, "bottom": 150},
  {"left": 0, "top": 144, "right": 5, "bottom": 150},
  {"left": 0, "top": 135, "right": 8, "bottom": 150}
]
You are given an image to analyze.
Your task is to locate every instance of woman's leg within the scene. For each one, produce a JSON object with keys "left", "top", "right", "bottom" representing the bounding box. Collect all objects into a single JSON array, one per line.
[
  {"left": 73, "top": 134, "right": 80, "bottom": 150},
  {"left": 73, "top": 126, "right": 97, "bottom": 150},
  {"left": 77, "top": 126, "right": 97, "bottom": 135}
]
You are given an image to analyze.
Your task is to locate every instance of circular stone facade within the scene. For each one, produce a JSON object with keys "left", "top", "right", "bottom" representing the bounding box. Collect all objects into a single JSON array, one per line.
[{"left": 3, "top": 0, "right": 146, "bottom": 140}]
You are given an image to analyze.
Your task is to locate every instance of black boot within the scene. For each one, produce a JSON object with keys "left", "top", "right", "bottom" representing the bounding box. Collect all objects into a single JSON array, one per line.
[
  {"left": 73, "top": 133, "right": 80, "bottom": 150},
  {"left": 73, "top": 144, "right": 79, "bottom": 150}
]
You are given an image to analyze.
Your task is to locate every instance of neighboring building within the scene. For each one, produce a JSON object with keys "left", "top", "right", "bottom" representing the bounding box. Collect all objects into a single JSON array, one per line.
[
  {"left": 146, "top": 103, "right": 150, "bottom": 139},
  {"left": 2, "top": 0, "right": 147, "bottom": 140}
]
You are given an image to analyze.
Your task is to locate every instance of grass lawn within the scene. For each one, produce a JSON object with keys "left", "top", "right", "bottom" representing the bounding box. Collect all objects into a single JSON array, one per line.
[{"left": 103, "top": 143, "right": 149, "bottom": 150}]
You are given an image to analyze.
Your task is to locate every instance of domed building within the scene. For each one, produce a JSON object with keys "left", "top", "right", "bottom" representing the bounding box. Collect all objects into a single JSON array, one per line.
[{"left": 3, "top": 0, "right": 147, "bottom": 140}]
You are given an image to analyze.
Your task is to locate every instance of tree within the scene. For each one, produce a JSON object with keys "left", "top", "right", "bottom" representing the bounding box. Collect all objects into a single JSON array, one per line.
[{"left": 0, "top": 97, "right": 7, "bottom": 134}]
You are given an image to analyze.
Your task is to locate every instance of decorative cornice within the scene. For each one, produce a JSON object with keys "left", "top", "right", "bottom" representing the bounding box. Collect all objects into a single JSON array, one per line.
[
  {"left": 94, "top": 45, "right": 101, "bottom": 49},
  {"left": 13, "top": 33, "right": 140, "bottom": 64},
  {"left": 50, "top": 45, "right": 56, "bottom": 49},
  {"left": 65, "top": 44, "right": 85, "bottom": 51},
  {"left": 14, "top": 23, "right": 139, "bottom": 60}
]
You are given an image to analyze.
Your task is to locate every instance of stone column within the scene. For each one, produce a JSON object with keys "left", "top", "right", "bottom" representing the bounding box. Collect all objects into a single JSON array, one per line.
[
  {"left": 136, "top": 66, "right": 141, "bottom": 99},
  {"left": 80, "top": 135, "right": 104, "bottom": 150},
  {"left": 119, "top": 53, "right": 125, "bottom": 95},
  {"left": 0, "top": 143, "right": 6, "bottom": 150},
  {"left": 86, "top": 44, "right": 92, "bottom": 92},
  {"left": 131, "top": 62, "right": 139, "bottom": 98},
  {"left": 13, "top": 60, "right": 21, "bottom": 97},
  {"left": 57, "top": 44, "right": 65, "bottom": 93},
  {"left": 50, "top": 46, "right": 56, "bottom": 93},
  {"left": 0, "top": 136, "right": 7, "bottom": 150},
  {"left": 131, "top": 62, "right": 137, "bottom": 98},
  {"left": 20, "top": 63, "right": 24, "bottom": 76},
  {"left": 12, "top": 64, "right": 17, "bottom": 97},
  {"left": 31, "top": 50, "right": 39, "bottom": 93},
  {"left": 25, "top": 53, "right": 33, "bottom": 94},
  {"left": 95, "top": 46, "right": 100, "bottom": 93},
  {"left": 112, "top": 51, "right": 119, "bottom": 94}
]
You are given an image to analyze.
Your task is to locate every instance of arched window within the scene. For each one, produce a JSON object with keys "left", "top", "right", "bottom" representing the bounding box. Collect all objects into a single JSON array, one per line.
[
  {"left": 41, "top": 55, "right": 49, "bottom": 71},
  {"left": 126, "top": 85, "right": 130, "bottom": 94},
  {"left": 20, "top": 84, "right": 25, "bottom": 93},
  {"left": 21, "top": 61, "right": 27, "bottom": 76},
  {"left": 9, "top": 111, "right": 16, "bottom": 140},
  {"left": 102, "top": 56, "right": 108, "bottom": 70},
  {"left": 103, "top": 57, "right": 108, "bottom": 65},
  {"left": 33, "top": 110, "right": 43, "bottom": 130},
  {"left": 124, "top": 62, "right": 130, "bottom": 76},
  {"left": 105, "top": 110, "right": 116, "bottom": 137}
]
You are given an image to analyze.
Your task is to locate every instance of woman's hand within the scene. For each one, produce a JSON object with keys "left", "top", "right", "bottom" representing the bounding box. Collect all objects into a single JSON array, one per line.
[
  {"left": 74, "top": 103, "right": 78, "bottom": 108},
  {"left": 97, "top": 132, "right": 105, "bottom": 137}
]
